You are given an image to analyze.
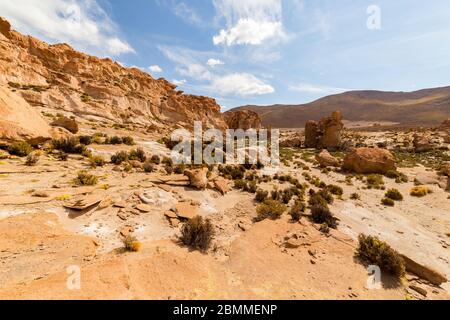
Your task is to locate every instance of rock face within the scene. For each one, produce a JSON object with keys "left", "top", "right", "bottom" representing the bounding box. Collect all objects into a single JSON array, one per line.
[
  {"left": 413, "top": 134, "right": 433, "bottom": 153},
  {"left": 315, "top": 150, "right": 340, "bottom": 167},
  {"left": 0, "top": 85, "right": 52, "bottom": 143},
  {"left": 51, "top": 116, "right": 79, "bottom": 134},
  {"left": 224, "top": 110, "right": 262, "bottom": 130},
  {"left": 304, "top": 111, "right": 344, "bottom": 150},
  {"left": 343, "top": 147, "right": 396, "bottom": 174},
  {"left": 184, "top": 168, "right": 208, "bottom": 189},
  {"left": 0, "top": 17, "right": 226, "bottom": 132}
]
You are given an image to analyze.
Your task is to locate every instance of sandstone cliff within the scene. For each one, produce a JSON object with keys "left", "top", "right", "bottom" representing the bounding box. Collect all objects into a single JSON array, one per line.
[{"left": 0, "top": 17, "right": 226, "bottom": 133}]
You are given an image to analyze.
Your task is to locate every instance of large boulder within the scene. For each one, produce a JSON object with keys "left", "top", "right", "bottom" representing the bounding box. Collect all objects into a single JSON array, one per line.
[
  {"left": 224, "top": 110, "right": 262, "bottom": 130},
  {"left": 51, "top": 116, "right": 79, "bottom": 134},
  {"left": 0, "top": 86, "right": 52, "bottom": 144},
  {"left": 343, "top": 147, "right": 396, "bottom": 174},
  {"left": 304, "top": 111, "right": 344, "bottom": 150},
  {"left": 413, "top": 134, "right": 433, "bottom": 153},
  {"left": 316, "top": 150, "right": 340, "bottom": 167},
  {"left": 184, "top": 168, "right": 208, "bottom": 189}
]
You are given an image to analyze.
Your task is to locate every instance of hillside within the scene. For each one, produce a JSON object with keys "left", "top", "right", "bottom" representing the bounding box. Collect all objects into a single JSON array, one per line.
[{"left": 232, "top": 87, "right": 450, "bottom": 128}]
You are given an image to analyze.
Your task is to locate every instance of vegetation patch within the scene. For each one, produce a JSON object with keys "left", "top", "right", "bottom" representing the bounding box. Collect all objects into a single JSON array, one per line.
[
  {"left": 179, "top": 216, "right": 215, "bottom": 252},
  {"left": 7, "top": 141, "right": 33, "bottom": 157},
  {"left": 255, "top": 200, "right": 287, "bottom": 222}
]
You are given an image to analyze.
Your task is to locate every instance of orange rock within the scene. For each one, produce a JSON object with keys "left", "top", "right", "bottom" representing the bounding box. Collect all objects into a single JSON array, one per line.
[{"left": 343, "top": 147, "right": 396, "bottom": 174}]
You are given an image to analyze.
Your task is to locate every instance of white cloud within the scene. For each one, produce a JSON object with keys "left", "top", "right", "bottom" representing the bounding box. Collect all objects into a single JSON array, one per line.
[
  {"left": 173, "top": 79, "right": 187, "bottom": 86},
  {"left": 212, "top": 0, "right": 286, "bottom": 46},
  {"left": 210, "top": 73, "right": 274, "bottom": 96},
  {"left": 207, "top": 58, "right": 225, "bottom": 67},
  {"left": 0, "top": 0, "right": 134, "bottom": 57},
  {"left": 177, "top": 64, "right": 212, "bottom": 81},
  {"left": 173, "top": 2, "right": 202, "bottom": 26},
  {"left": 149, "top": 65, "right": 163, "bottom": 73},
  {"left": 159, "top": 45, "right": 212, "bottom": 80},
  {"left": 289, "top": 83, "right": 349, "bottom": 95}
]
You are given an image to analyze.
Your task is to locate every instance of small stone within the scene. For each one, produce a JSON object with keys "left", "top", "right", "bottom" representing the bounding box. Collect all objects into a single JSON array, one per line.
[
  {"left": 135, "top": 204, "right": 152, "bottom": 212},
  {"left": 32, "top": 191, "right": 49, "bottom": 198},
  {"left": 113, "top": 200, "right": 127, "bottom": 208}
]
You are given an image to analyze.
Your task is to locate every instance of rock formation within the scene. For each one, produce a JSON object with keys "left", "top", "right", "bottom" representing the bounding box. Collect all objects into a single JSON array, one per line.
[
  {"left": 51, "top": 116, "right": 79, "bottom": 134},
  {"left": 304, "top": 111, "right": 344, "bottom": 150},
  {"left": 224, "top": 110, "right": 262, "bottom": 130},
  {"left": 0, "top": 17, "right": 226, "bottom": 134},
  {"left": 342, "top": 147, "right": 396, "bottom": 174},
  {"left": 315, "top": 150, "right": 340, "bottom": 167}
]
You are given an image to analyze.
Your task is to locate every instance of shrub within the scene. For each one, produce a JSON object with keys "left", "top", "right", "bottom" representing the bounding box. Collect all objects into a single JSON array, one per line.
[
  {"left": 74, "top": 171, "right": 98, "bottom": 186},
  {"left": 109, "top": 136, "right": 123, "bottom": 145},
  {"left": 143, "top": 161, "right": 155, "bottom": 173},
  {"left": 7, "top": 141, "right": 33, "bottom": 157},
  {"left": 255, "top": 189, "right": 268, "bottom": 202},
  {"left": 381, "top": 198, "right": 395, "bottom": 206},
  {"left": 290, "top": 201, "right": 305, "bottom": 222},
  {"left": 89, "top": 155, "right": 106, "bottom": 168},
  {"left": 255, "top": 200, "right": 287, "bottom": 221},
  {"left": 150, "top": 155, "right": 161, "bottom": 164},
  {"left": 123, "top": 235, "right": 142, "bottom": 252},
  {"left": 25, "top": 153, "right": 39, "bottom": 166},
  {"left": 165, "top": 165, "right": 174, "bottom": 175},
  {"left": 356, "top": 234, "right": 405, "bottom": 277},
  {"left": 244, "top": 181, "right": 257, "bottom": 193},
  {"left": 311, "top": 205, "right": 338, "bottom": 229},
  {"left": 174, "top": 164, "right": 186, "bottom": 174},
  {"left": 366, "top": 174, "right": 384, "bottom": 189},
  {"left": 410, "top": 186, "right": 430, "bottom": 197},
  {"left": 308, "top": 189, "right": 333, "bottom": 207},
  {"left": 122, "top": 136, "right": 135, "bottom": 145},
  {"left": 281, "top": 188, "right": 294, "bottom": 204},
  {"left": 179, "top": 216, "right": 215, "bottom": 252},
  {"left": 386, "top": 170, "right": 408, "bottom": 183},
  {"left": 234, "top": 179, "right": 247, "bottom": 190},
  {"left": 385, "top": 188, "right": 403, "bottom": 201},
  {"left": 350, "top": 193, "right": 361, "bottom": 200},
  {"left": 111, "top": 151, "right": 128, "bottom": 165},
  {"left": 327, "top": 184, "right": 343, "bottom": 196},
  {"left": 56, "top": 152, "right": 68, "bottom": 161},
  {"left": 129, "top": 148, "right": 146, "bottom": 162},
  {"left": 52, "top": 137, "right": 86, "bottom": 154},
  {"left": 78, "top": 135, "right": 92, "bottom": 145}
]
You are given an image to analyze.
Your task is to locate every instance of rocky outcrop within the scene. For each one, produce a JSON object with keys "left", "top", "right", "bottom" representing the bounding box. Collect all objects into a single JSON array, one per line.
[
  {"left": 51, "top": 116, "right": 79, "bottom": 134},
  {"left": 304, "top": 111, "right": 344, "bottom": 150},
  {"left": 0, "top": 17, "right": 226, "bottom": 132},
  {"left": 0, "top": 85, "right": 52, "bottom": 144},
  {"left": 343, "top": 147, "right": 396, "bottom": 174},
  {"left": 315, "top": 150, "right": 340, "bottom": 167},
  {"left": 184, "top": 168, "right": 208, "bottom": 189},
  {"left": 413, "top": 134, "right": 434, "bottom": 153},
  {"left": 224, "top": 110, "right": 262, "bottom": 130}
]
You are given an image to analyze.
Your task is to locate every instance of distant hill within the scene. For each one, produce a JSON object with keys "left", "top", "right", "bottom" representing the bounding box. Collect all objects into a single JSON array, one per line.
[{"left": 231, "top": 87, "right": 450, "bottom": 128}]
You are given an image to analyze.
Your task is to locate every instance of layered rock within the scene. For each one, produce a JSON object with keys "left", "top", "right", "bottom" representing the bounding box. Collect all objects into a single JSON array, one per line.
[
  {"left": 304, "top": 111, "right": 344, "bottom": 150},
  {"left": 0, "top": 17, "right": 226, "bottom": 133},
  {"left": 343, "top": 147, "right": 396, "bottom": 174},
  {"left": 224, "top": 110, "right": 262, "bottom": 130}
]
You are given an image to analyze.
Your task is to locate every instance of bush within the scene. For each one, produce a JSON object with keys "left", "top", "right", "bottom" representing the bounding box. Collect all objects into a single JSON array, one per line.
[
  {"left": 410, "top": 186, "right": 430, "bottom": 197},
  {"left": 123, "top": 235, "right": 142, "bottom": 252},
  {"left": 143, "top": 161, "right": 155, "bottom": 173},
  {"left": 56, "top": 152, "right": 68, "bottom": 161},
  {"left": 366, "top": 174, "right": 384, "bottom": 189},
  {"left": 385, "top": 188, "right": 403, "bottom": 201},
  {"left": 150, "top": 155, "right": 161, "bottom": 164},
  {"left": 244, "top": 181, "right": 257, "bottom": 193},
  {"left": 129, "top": 148, "right": 146, "bottom": 162},
  {"left": 381, "top": 198, "right": 395, "bottom": 206},
  {"left": 255, "top": 189, "right": 268, "bottom": 202},
  {"left": 311, "top": 205, "right": 338, "bottom": 229},
  {"left": 122, "top": 136, "right": 135, "bottom": 145},
  {"left": 109, "top": 136, "right": 123, "bottom": 145},
  {"left": 179, "top": 216, "right": 215, "bottom": 252},
  {"left": 74, "top": 171, "right": 98, "bottom": 186},
  {"left": 308, "top": 189, "right": 333, "bottom": 207},
  {"left": 79, "top": 135, "right": 92, "bottom": 145},
  {"left": 234, "top": 179, "right": 247, "bottom": 190},
  {"left": 327, "top": 184, "right": 343, "bottom": 196},
  {"left": 356, "top": 234, "right": 405, "bottom": 277},
  {"left": 350, "top": 193, "right": 361, "bottom": 200},
  {"left": 290, "top": 201, "right": 305, "bottom": 222},
  {"left": 25, "top": 153, "right": 39, "bottom": 166},
  {"left": 386, "top": 170, "right": 408, "bottom": 183},
  {"left": 111, "top": 151, "right": 128, "bottom": 165},
  {"left": 89, "top": 155, "right": 106, "bottom": 168},
  {"left": 255, "top": 200, "right": 287, "bottom": 221},
  {"left": 7, "top": 141, "right": 33, "bottom": 157},
  {"left": 52, "top": 137, "right": 86, "bottom": 154},
  {"left": 174, "top": 164, "right": 186, "bottom": 174}
]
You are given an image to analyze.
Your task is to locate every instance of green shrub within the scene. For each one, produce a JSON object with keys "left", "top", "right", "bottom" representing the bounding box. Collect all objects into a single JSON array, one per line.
[
  {"left": 350, "top": 193, "right": 361, "bottom": 200},
  {"left": 308, "top": 189, "right": 333, "bottom": 207},
  {"left": 356, "top": 234, "right": 405, "bottom": 277},
  {"left": 150, "top": 155, "right": 161, "bottom": 164},
  {"left": 366, "top": 174, "right": 384, "bottom": 189},
  {"left": 111, "top": 151, "right": 129, "bottom": 165},
  {"left": 74, "top": 171, "right": 98, "bottom": 186},
  {"left": 89, "top": 155, "right": 106, "bottom": 168},
  {"left": 244, "top": 181, "right": 257, "bottom": 193},
  {"left": 174, "top": 164, "right": 186, "bottom": 174},
  {"left": 25, "top": 153, "right": 39, "bottom": 166},
  {"left": 386, "top": 170, "right": 408, "bottom": 183},
  {"left": 290, "top": 201, "right": 305, "bottom": 222},
  {"left": 128, "top": 148, "right": 146, "bottom": 162},
  {"left": 234, "top": 179, "right": 247, "bottom": 190},
  {"left": 122, "top": 136, "right": 135, "bottom": 145},
  {"left": 109, "top": 136, "right": 123, "bottom": 145},
  {"left": 143, "top": 161, "right": 155, "bottom": 173},
  {"left": 255, "top": 200, "right": 286, "bottom": 221},
  {"left": 311, "top": 205, "right": 338, "bottom": 229},
  {"left": 381, "top": 198, "right": 395, "bottom": 206},
  {"left": 52, "top": 137, "right": 86, "bottom": 154},
  {"left": 327, "top": 184, "right": 343, "bottom": 196},
  {"left": 255, "top": 189, "right": 269, "bottom": 202},
  {"left": 7, "top": 141, "right": 33, "bottom": 157},
  {"left": 179, "top": 216, "right": 215, "bottom": 252},
  {"left": 385, "top": 188, "right": 403, "bottom": 201},
  {"left": 79, "top": 135, "right": 92, "bottom": 145}
]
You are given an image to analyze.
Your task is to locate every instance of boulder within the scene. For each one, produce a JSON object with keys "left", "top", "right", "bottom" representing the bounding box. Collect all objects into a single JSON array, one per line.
[
  {"left": 175, "top": 202, "right": 198, "bottom": 220},
  {"left": 401, "top": 255, "right": 447, "bottom": 286},
  {"left": 51, "top": 116, "right": 79, "bottom": 134},
  {"left": 184, "top": 168, "right": 208, "bottom": 189},
  {"left": 315, "top": 150, "right": 340, "bottom": 167},
  {"left": 304, "top": 111, "right": 344, "bottom": 150},
  {"left": 304, "top": 120, "right": 319, "bottom": 148},
  {"left": 343, "top": 147, "right": 396, "bottom": 174},
  {"left": 413, "top": 134, "right": 433, "bottom": 153},
  {"left": 280, "top": 134, "right": 303, "bottom": 148},
  {"left": 224, "top": 110, "right": 262, "bottom": 130}
]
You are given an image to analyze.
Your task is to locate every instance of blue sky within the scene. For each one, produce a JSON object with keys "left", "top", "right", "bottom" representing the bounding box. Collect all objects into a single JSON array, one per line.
[{"left": 1, "top": 0, "right": 450, "bottom": 110}]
